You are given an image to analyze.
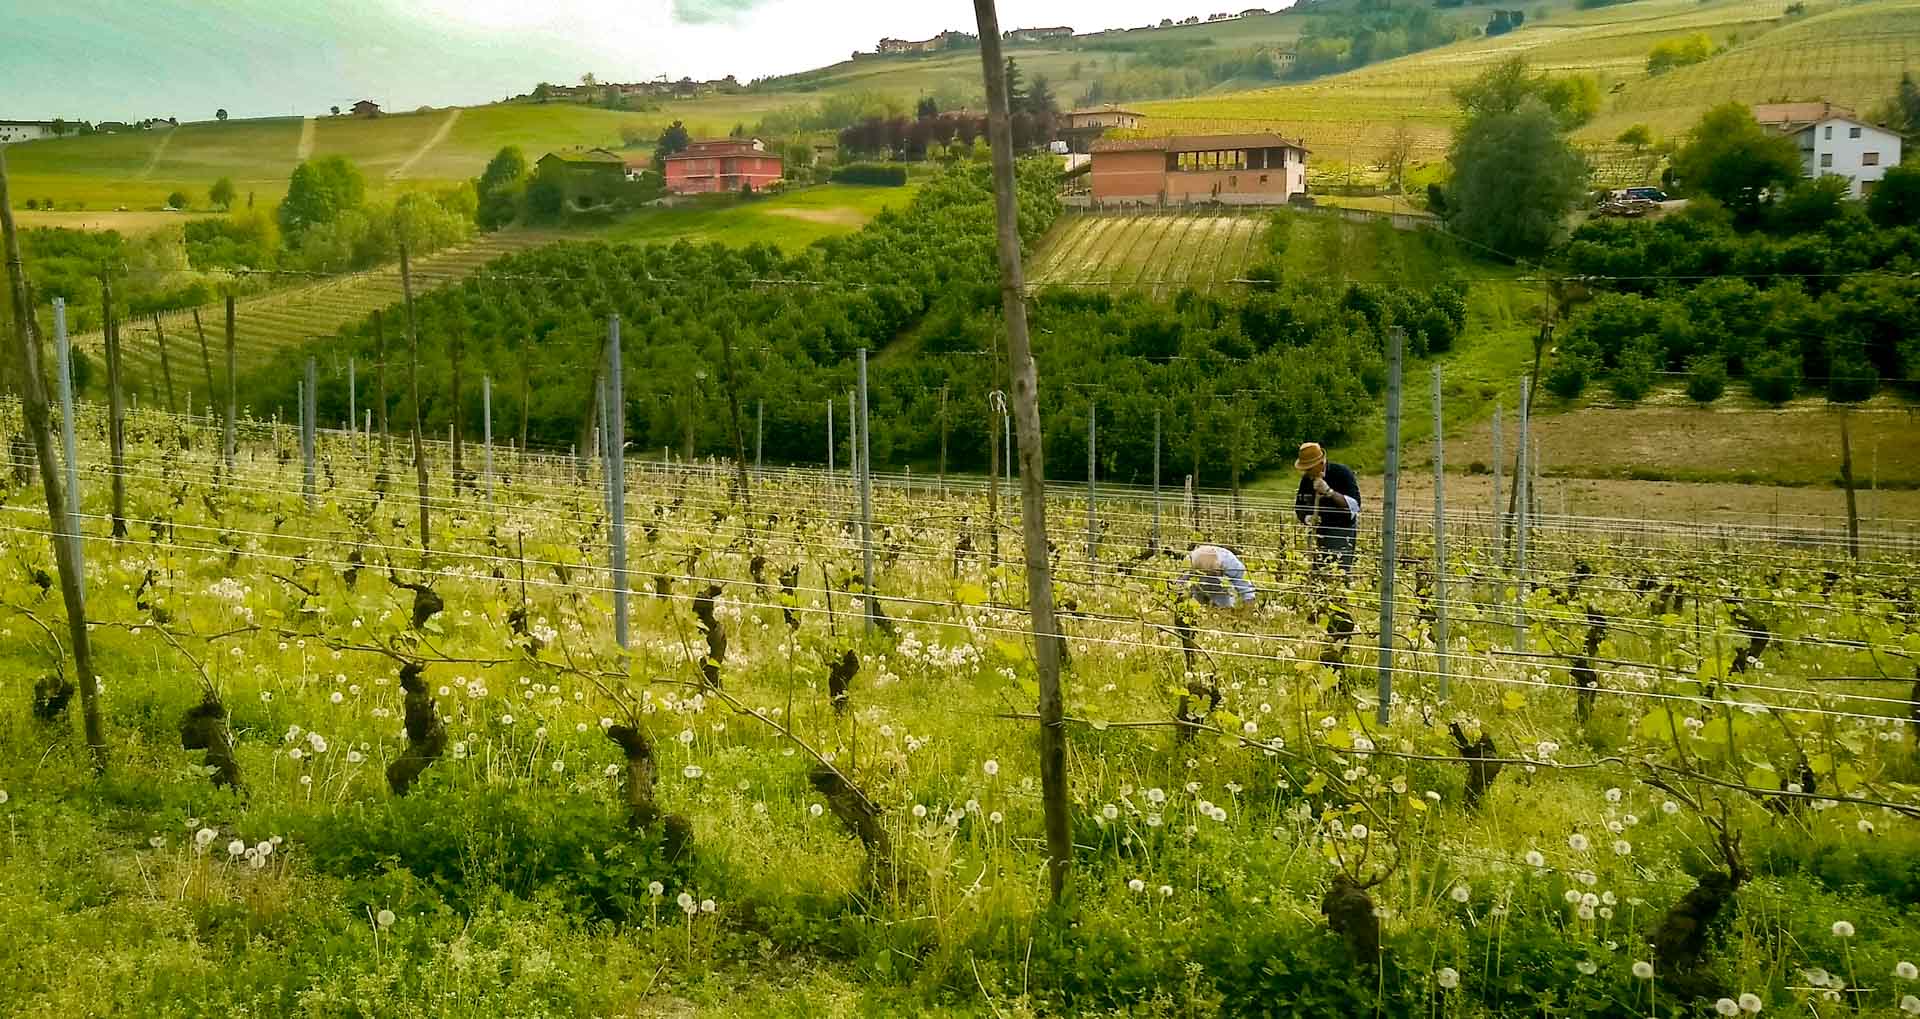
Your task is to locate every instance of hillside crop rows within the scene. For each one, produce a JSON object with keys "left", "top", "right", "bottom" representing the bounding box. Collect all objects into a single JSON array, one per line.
[
  {"left": 2, "top": 400, "right": 1918, "bottom": 1014},
  {"left": 1030, "top": 210, "right": 1269, "bottom": 295}
]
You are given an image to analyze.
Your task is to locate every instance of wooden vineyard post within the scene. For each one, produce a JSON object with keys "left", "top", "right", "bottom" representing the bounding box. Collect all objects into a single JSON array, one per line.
[
  {"left": 223, "top": 296, "right": 237, "bottom": 483},
  {"left": 1375, "top": 328, "right": 1404, "bottom": 725},
  {"left": 987, "top": 390, "right": 1003, "bottom": 570},
  {"left": 1490, "top": 401, "right": 1503, "bottom": 554},
  {"left": 483, "top": 374, "right": 493, "bottom": 503},
  {"left": 399, "top": 242, "right": 430, "bottom": 549},
  {"left": 192, "top": 308, "right": 217, "bottom": 430},
  {"left": 1152, "top": 408, "right": 1162, "bottom": 552},
  {"left": 938, "top": 383, "right": 948, "bottom": 497},
  {"left": 303, "top": 357, "right": 317, "bottom": 509},
  {"left": 1431, "top": 365, "right": 1449, "bottom": 701},
  {"left": 755, "top": 398, "right": 763, "bottom": 481},
  {"left": 973, "top": 0, "right": 1071, "bottom": 904},
  {"left": 101, "top": 272, "right": 127, "bottom": 538},
  {"left": 607, "top": 315, "right": 629, "bottom": 649},
  {"left": 847, "top": 389, "right": 858, "bottom": 496},
  {"left": 1086, "top": 399, "right": 1097, "bottom": 562},
  {"left": 449, "top": 323, "right": 465, "bottom": 492},
  {"left": 1514, "top": 379, "right": 1531, "bottom": 652},
  {"left": 374, "top": 309, "right": 391, "bottom": 458},
  {"left": 53, "top": 299, "right": 84, "bottom": 598},
  {"left": 152, "top": 313, "right": 177, "bottom": 413},
  {"left": 518, "top": 336, "right": 531, "bottom": 454},
  {"left": 1839, "top": 410, "right": 1860, "bottom": 561},
  {"left": 1, "top": 149, "right": 108, "bottom": 771},
  {"left": 719, "top": 328, "right": 750, "bottom": 509},
  {"left": 858, "top": 348, "right": 876, "bottom": 633},
  {"left": 826, "top": 397, "right": 835, "bottom": 490},
  {"left": 348, "top": 356, "right": 355, "bottom": 439}
]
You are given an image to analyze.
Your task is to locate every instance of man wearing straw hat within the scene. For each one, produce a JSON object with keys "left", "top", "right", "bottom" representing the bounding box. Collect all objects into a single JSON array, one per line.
[
  {"left": 1294, "top": 442, "right": 1362, "bottom": 576},
  {"left": 1182, "top": 543, "right": 1257, "bottom": 609}
]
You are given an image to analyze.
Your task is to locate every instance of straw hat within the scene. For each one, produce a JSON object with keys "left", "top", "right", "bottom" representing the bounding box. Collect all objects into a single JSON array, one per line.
[{"left": 1294, "top": 442, "right": 1326, "bottom": 471}]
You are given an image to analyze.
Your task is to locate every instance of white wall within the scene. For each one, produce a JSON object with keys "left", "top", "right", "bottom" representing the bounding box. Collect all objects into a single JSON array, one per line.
[
  {"left": 0, "top": 123, "right": 52, "bottom": 145},
  {"left": 1798, "top": 118, "right": 1903, "bottom": 198}
]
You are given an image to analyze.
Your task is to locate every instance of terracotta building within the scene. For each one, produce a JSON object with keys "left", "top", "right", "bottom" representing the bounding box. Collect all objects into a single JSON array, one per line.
[
  {"left": 662, "top": 138, "right": 784, "bottom": 194},
  {"left": 1090, "top": 133, "right": 1308, "bottom": 206}
]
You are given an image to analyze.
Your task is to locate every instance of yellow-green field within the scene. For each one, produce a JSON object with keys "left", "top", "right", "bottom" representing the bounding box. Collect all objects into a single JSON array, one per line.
[
  {"left": 1137, "top": 0, "right": 1919, "bottom": 167},
  {"left": 595, "top": 182, "right": 919, "bottom": 250},
  {"left": 1029, "top": 209, "right": 1271, "bottom": 295}
]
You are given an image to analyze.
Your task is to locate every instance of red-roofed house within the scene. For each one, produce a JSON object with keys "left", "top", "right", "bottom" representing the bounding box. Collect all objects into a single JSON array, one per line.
[
  {"left": 661, "top": 138, "right": 784, "bottom": 194},
  {"left": 1090, "top": 133, "right": 1309, "bottom": 205}
]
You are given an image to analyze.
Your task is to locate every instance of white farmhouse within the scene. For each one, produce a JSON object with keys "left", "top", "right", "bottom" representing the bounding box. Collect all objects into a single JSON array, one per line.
[
  {"left": 1753, "top": 102, "right": 1903, "bottom": 199},
  {"left": 0, "top": 119, "right": 57, "bottom": 145}
]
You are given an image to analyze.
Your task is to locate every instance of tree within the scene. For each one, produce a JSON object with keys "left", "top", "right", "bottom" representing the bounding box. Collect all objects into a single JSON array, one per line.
[
  {"left": 1005, "top": 58, "right": 1027, "bottom": 109},
  {"left": 166, "top": 190, "right": 191, "bottom": 210},
  {"left": 1452, "top": 56, "right": 1595, "bottom": 128},
  {"left": 50, "top": 118, "right": 67, "bottom": 137},
  {"left": 1866, "top": 162, "right": 1920, "bottom": 227},
  {"left": 1647, "top": 33, "right": 1714, "bottom": 74},
  {"left": 216, "top": 108, "right": 229, "bottom": 122},
  {"left": 532, "top": 82, "right": 553, "bottom": 103},
  {"left": 1024, "top": 74, "right": 1058, "bottom": 117},
  {"left": 654, "top": 120, "right": 692, "bottom": 169},
  {"left": 209, "top": 176, "right": 236, "bottom": 210},
  {"left": 1685, "top": 354, "right": 1726, "bottom": 403},
  {"left": 1383, "top": 121, "right": 1414, "bottom": 194},
  {"left": 277, "top": 156, "right": 367, "bottom": 241},
  {"left": 330, "top": 105, "right": 340, "bottom": 116},
  {"left": 475, "top": 146, "right": 527, "bottom": 231},
  {"left": 1670, "top": 102, "right": 1802, "bottom": 224},
  {"left": 581, "top": 72, "right": 597, "bottom": 87},
  {"left": 1770, "top": 175, "right": 1853, "bottom": 234},
  {"left": 1445, "top": 97, "right": 1588, "bottom": 258},
  {"left": 1746, "top": 347, "right": 1801, "bottom": 405},
  {"left": 1615, "top": 124, "right": 1652, "bottom": 149}
]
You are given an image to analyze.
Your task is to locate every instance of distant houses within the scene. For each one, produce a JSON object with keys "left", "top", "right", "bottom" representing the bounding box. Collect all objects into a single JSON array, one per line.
[
  {"left": 517, "top": 77, "right": 742, "bottom": 104},
  {"left": 1004, "top": 26, "right": 1074, "bottom": 43},
  {"left": 1753, "top": 101, "right": 1903, "bottom": 198},
  {"left": 351, "top": 100, "right": 382, "bottom": 118},
  {"left": 661, "top": 138, "right": 784, "bottom": 195},
  {"left": 1059, "top": 106, "right": 1148, "bottom": 154},
  {"left": 1089, "top": 132, "right": 1309, "bottom": 206},
  {"left": 0, "top": 120, "right": 58, "bottom": 145},
  {"left": 874, "top": 30, "right": 977, "bottom": 55}
]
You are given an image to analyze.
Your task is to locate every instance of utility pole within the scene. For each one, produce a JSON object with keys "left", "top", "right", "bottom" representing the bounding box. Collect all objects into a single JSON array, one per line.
[
  {"left": 2, "top": 150, "right": 107, "bottom": 770},
  {"left": 973, "top": 0, "right": 1070, "bottom": 904}
]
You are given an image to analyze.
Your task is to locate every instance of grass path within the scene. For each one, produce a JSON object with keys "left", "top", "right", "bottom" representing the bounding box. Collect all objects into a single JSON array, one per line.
[
  {"left": 390, "top": 108, "right": 462, "bottom": 181},
  {"left": 296, "top": 117, "right": 316, "bottom": 160},
  {"left": 137, "top": 128, "right": 174, "bottom": 180}
]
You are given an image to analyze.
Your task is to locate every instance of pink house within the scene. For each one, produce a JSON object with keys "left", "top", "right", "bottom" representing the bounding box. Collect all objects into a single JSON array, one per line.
[{"left": 662, "top": 138, "right": 784, "bottom": 194}]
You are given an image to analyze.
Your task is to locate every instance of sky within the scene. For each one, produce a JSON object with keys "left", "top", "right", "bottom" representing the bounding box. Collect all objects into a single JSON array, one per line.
[{"left": 0, "top": 0, "right": 1290, "bottom": 122}]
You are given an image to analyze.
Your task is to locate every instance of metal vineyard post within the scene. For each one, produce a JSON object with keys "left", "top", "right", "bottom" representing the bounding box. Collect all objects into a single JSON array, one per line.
[{"left": 1376, "top": 328, "right": 1404, "bottom": 725}]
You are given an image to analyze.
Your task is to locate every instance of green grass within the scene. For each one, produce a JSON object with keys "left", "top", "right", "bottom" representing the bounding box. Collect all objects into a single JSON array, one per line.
[{"left": 593, "top": 183, "right": 919, "bottom": 250}]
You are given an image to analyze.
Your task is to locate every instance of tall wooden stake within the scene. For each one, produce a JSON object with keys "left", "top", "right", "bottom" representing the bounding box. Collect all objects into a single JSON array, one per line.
[
  {"left": 938, "top": 383, "right": 949, "bottom": 497},
  {"left": 1839, "top": 410, "right": 1860, "bottom": 561},
  {"left": 2, "top": 150, "right": 107, "bottom": 770},
  {"left": 974, "top": 0, "right": 1070, "bottom": 904},
  {"left": 399, "top": 243, "right": 430, "bottom": 549},
  {"left": 719, "top": 329, "right": 750, "bottom": 508},
  {"left": 858, "top": 349, "right": 876, "bottom": 632},
  {"left": 100, "top": 272, "right": 127, "bottom": 538},
  {"left": 152, "top": 313, "right": 177, "bottom": 414},
  {"left": 224, "top": 295, "right": 237, "bottom": 482},
  {"left": 449, "top": 322, "right": 465, "bottom": 491},
  {"left": 373, "top": 309, "right": 391, "bottom": 458}
]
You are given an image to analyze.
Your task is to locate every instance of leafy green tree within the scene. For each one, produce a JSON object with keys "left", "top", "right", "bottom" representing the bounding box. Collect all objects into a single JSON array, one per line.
[
  {"left": 1539, "top": 74, "right": 1600, "bottom": 127},
  {"left": 277, "top": 156, "right": 367, "bottom": 241},
  {"left": 654, "top": 120, "right": 691, "bottom": 169},
  {"left": 1024, "top": 75, "right": 1058, "bottom": 117},
  {"left": 166, "top": 190, "right": 191, "bottom": 210},
  {"left": 1685, "top": 354, "right": 1726, "bottom": 403},
  {"left": 1544, "top": 336, "right": 1596, "bottom": 398},
  {"left": 1669, "top": 102, "right": 1801, "bottom": 223},
  {"left": 1826, "top": 341, "right": 1878, "bottom": 402},
  {"left": 1615, "top": 124, "right": 1652, "bottom": 149},
  {"left": 1745, "top": 347, "right": 1801, "bottom": 405},
  {"left": 476, "top": 144, "right": 527, "bottom": 232},
  {"left": 1647, "top": 33, "right": 1714, "bottom": 74},
  {"left": 1769, "top": 175, "right": 1854, "bottom": 234},
  {"left": 209, "top": 176, "right": 236, "bottom": 210},
  {"left": 1609, "top": 336, "right": 1660, "bottom": 402},
  {"left": 1444, "top": 97, "right": 1588, "bottom": 258},
  {"left": 215, "top": 108, "right": 228, "bottom": 122},
  {"left": 1452, "top": 56, "right": 1596, "bottom": 128},
  {"left": 1866, "top": 162, "right": 1920, "bottom": 227}
]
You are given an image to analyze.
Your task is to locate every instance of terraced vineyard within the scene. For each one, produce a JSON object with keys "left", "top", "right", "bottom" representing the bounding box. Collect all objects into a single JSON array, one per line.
[
  {"left": 84, "top": 228, "right": 565, "bottom": 396},
  {"left": 1028, "top": 209, "right": 1271, "bottom": 297}
]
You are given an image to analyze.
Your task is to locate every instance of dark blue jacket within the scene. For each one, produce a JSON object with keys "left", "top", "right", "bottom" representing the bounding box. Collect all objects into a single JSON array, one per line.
[{"left": 1295, "top": 462, "right": 1361, "bottom": 529}]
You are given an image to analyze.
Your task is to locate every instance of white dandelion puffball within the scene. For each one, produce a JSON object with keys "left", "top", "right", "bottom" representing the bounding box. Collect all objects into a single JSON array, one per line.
[
  {"left": 1632, "top": 961, "right": 1655, "bottom": 980},
  {"left": 227, "top": 839, "right": 246, "bottom": 857},
  {"left": 809, "top": 803, "right": 824, "bottom": 818},
  {"left": 1103, "top": 804, "right": 1120, "bottom": 821},
  {"left": 1612, "top": 840, "right": 1632, "bottom": 856},
  {"left": 1604, "top": 788, "right": 1622, "bottom": 803},
  {"left": 195, "top": 827, "right": 217, "bottom": 848},
  {"left": 1450, "top": 885, "right": 1470, "bottom": 903},
  {"left": 1128, "top": 878, "right": 1145, "bottom": 893},
  {"left": 1568, "top": 833, "right": 1590, "bottom": 852},
  {"left": 1525, "top": 850, "right": 1546, "bottom": 868},
  {"left": 682, "top": 765, "right": 703, "bottom": 779},
  {"left": 982, "top": 759, "right": 999, "bottom": 777},
  {"left": 375, "top": 909, "right": 395, "bottom": 929},
  {"left": 1662, "top": 800, "right": 1680, "bottom": 815},
  {"left": 1832, "top": 920, "right": 1855, "bottom": 938},
  {"left": 676, "top": 892, "right": 694, "bottom": 910},
  {"left": 1350, "top": 824, "right": 1370, "bottom": 840},
  {"left": 1564, "top": 889, "right": 1582, "bottom": 904},
  {"left": 1159, "top": 885, "right": 1173, "bottom": 897},
  {"left": 912, "top": 804, "right": 927, "bottom": 819},
  {"left": 989, "top": 811, "right": 1004, "bottom": 824},
  {"left": 1738, "top": 992, "right": 1762, "bottom": 1013},
  {"left": 1576, "top": 961, "right": 1598, "bottom": 976},
  {"left": 699, "top": 899, "right": 715, "bottom": 913},
  {"left": 551, "top": 759, "right": 566, "bottom": 773},
  {"left": 329, "top": 691, "right": 343, "bottom": 704},
  {"left": 648, "top": 881, "right": 664, "bottom": 896},
  {"left": 1897, "top": 961, "right": 1918, "bottom": 981},
  {"left": 1714, "top": 999, "right": 1740, "bottom": 1016},
  {"left": 1903, "top": 996, "right": 1920, "bottom": 1016},
  {"left": 1437, "top": 967, "right": 1459, "bottom": 990}
]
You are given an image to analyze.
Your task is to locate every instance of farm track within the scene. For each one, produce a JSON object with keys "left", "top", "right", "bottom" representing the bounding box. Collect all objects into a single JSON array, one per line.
[
  {"left": 296, "top": 117, "right": 316, "bottom": 160},
  {"left": 389, "top": 108, "right": 462, "bottom": 181},
  {"left": 96, "top": 229, "right": 567, "bottom": 390}
]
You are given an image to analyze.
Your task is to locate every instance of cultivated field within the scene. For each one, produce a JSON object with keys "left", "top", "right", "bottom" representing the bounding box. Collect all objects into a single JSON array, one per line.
[
  {"left": 596, "top": 182, "right": 920, "bottom": 249},
  {"left": 1137, "top": 0, "right": 1920, "bottom": 172},
  {"left": 1029, "top": 209, "right": 1272, "bottom": 295}
]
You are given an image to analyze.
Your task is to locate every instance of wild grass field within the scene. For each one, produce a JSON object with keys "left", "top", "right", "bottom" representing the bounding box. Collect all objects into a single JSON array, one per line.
[{"left": 594, "top": 182, "right": 919, "bottom": 249}]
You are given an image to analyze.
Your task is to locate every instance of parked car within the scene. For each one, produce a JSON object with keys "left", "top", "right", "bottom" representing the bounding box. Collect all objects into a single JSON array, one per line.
[{"left": 1621, "top": 186, "right": 1669, "bottom": 202}]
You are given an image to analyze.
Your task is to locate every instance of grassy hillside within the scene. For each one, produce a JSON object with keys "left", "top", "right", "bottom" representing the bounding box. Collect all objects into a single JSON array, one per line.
[{"left": 1136, "top": 0, "right": 1918, "bottom": 174}]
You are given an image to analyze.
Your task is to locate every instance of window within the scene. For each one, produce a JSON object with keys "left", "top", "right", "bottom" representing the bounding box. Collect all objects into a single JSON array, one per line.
[
  {"left": 1259, "top": 174, "right": 1269, "bottom": 184},
  {"left": 1820, "top": 153, "right": 1833, "bottom": 168},
  {"left": 1848, "top": 126, "right": 1862, "bottom": 139},
  {"left": 1862, "top": 152, "right": 1880, "bottom": 166},
  {"left": 1824, "top": 125, "right": 1832, "bottom": 139}
]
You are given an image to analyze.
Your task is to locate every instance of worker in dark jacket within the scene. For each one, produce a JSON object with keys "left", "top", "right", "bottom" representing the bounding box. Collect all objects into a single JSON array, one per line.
[{"left": 1293, "top": 442, "right": 1361, "bottom": 576}]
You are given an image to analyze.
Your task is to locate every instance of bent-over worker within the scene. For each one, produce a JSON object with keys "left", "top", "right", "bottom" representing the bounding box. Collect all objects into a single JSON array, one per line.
[{"left": 1183, "top": 543, "right": 1257, "bottom": 608}]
